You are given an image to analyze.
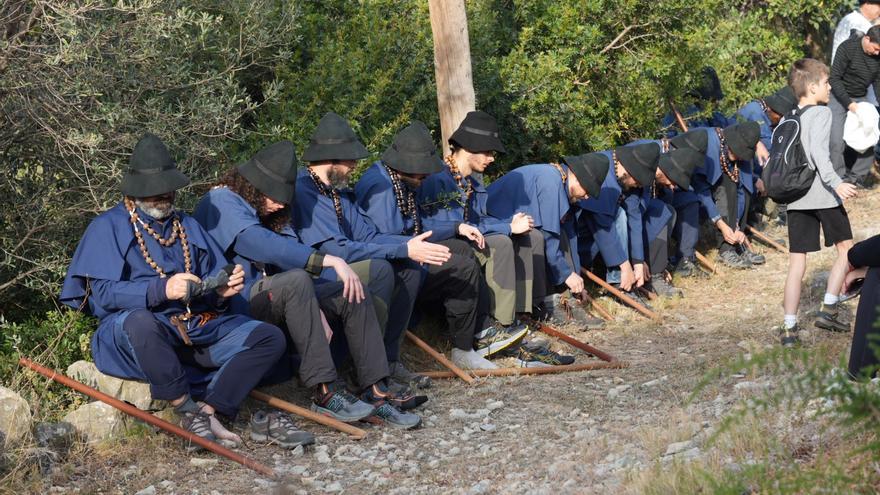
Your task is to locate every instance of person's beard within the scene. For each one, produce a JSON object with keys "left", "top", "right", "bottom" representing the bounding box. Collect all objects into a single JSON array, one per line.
[
  {"left": 398, "top": 175, "right": 423, "bottom": 191},
  {"left": 328, "top": 167, "right": 349, "bottom": 189},
  {"left": 135, "top": 197, "right": 175, "bottom": 220}
]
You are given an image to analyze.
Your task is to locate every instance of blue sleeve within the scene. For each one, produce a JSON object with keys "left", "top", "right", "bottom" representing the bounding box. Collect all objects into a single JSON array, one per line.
[
  {"left": 477, "top": 216, "right": 512, "bottom": 236},
  {"left": 622, "top": 193, "right": 646, "bottom": 263},
  {"left": 420, "top": 215, "right": 460, "bottom": 241},
  {"left": 543, "top": 230, "right": 572, "bottom": 286},
  {"left": 89, "top": 279, "right": 154, "bottom": 312},
  {"left": 320, "top": 204, "right": 410, "bottom": 262},
  {"left": 591, "top": 211, "right": 629, "bottom": 267},
  {"left": 235, "top": 225, "right": 315, "bottom": 272},
  {"left": 691, "top": 173, "right": 721, "bottom": 222}
]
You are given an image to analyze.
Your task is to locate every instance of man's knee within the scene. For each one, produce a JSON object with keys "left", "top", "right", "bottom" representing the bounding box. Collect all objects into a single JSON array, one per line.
[
  {"left": 245, "top": 323, "right": 287, "bottom": 359},
  {"left": 275, "top": 269, "right": 317, "bottom": 300},
  {"left": 122, "top": 309, "right": 164, "bottom": 343}
]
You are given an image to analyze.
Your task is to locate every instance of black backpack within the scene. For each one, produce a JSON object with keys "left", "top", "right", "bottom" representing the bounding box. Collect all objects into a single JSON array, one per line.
[{"left": 761, "top": 106, "right": 816, "bottom": 204}]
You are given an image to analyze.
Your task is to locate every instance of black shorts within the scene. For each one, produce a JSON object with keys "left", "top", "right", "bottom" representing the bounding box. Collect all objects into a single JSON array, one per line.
[{"left": 787, "top": 206, "right": 853, "bottom": 253}]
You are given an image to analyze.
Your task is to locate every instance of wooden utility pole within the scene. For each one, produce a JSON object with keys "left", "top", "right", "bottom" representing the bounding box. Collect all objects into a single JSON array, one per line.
[{"left": 428, "top": 0, "right": 476, "bottom": 151}]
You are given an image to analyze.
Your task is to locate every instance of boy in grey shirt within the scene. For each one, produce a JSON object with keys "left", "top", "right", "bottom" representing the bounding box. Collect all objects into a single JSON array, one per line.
[{"left": 780, "top": 58, "right": 859, "bottom": 346}]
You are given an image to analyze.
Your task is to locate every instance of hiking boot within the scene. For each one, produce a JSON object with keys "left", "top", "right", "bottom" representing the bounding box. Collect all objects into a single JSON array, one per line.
[
  {"left": 738, "top": 245, "right": 765, "bottom": 265},
  {"left": 516, "top": 341, "right": 575, "bottom": 367},
  {"left": 717, "top": 249, "right": 752, "bottom": 269},
  {"left": 451, "top": 348, "right": 497, "bottom": 370},
  {"left": 672, "top": 257, "right": 707, "bottom": 279},
  {"left": 361, "top": 386, "right": 422, "bottom": 429},
  {"left": 814, "top": 304, "right": 851, "bottom": 333},
  {"left": 389, "top": 360, "right": 432, "bottom": 389},
  {"left": 311, "top": 383, "right": 376, "bottom": 422},
  {"left": 649, "top": 274, "right": 683, "bottom": 298},
  {"left": 475, "top": 322, "right": 529, "bottom": 357},
  {"left": 179, "top": 410, "right": 217, "bottom": 452},
  {"left": 365, "top": 381, "right": 428, "bottom": 411},
  {"left": 777, "top": 324, "right": 801, "bottom": 347},
  {"left": 250, "top": 409, "right": 315, "bottom": 449}
]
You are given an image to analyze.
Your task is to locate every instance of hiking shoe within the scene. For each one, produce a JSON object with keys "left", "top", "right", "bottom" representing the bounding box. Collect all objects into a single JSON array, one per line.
[
  {"left": 717, "top": 250, "right": 752, "bottom": 269},
  {"left": 649, "top": 274, "right": 683, "bottom": 298},
  {"left": 179, "top": 411, "right": 217, "bottom": 452},
  {"left": 777, "top": 324, "right": 800, "bottom": 347},
  {"left": 389, "top": 361, "right": 432, "bottom": 389},
  {"left": 451, "top": 348, "right": 497, "bottom": 370},
  {"left": 537, "top": 293, "right": 604, "bottom": 328},
  {"left": 250, "top": 409, "right": 315, "bottom": 449},
  {"left": 673, "top": 257, "right": 708, "bottom": 279},
  {"left": 365, "top": 381, "right": 428, "bottom": 411},
  {"left": 738, "top": 245, "right": 765, "bottom": 265},
  {"left": 517, "top": 341, "right": 575, "bottom": 367},
  {"left": 475, "top": 322, "right": 529, "bottom": 357},
  {"left": 311, "top": 383, "right": 376, "bottom": 422},
  {"left": 361, "top": 401, "right": 422, "bottom": 430},
  {"left": 814, "top": 304, "right": 851, "bottom": 333}
]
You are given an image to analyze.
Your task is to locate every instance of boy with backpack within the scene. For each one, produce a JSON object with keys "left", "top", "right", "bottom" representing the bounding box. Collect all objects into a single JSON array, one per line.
[{"left": 767, "top": 58, "right": 859, "bottom": 346}]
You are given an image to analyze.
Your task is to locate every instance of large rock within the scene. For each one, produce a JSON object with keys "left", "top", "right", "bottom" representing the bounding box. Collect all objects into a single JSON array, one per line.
[
  {"left": 63, "top": 401, "right": 126, "bottom": 443},
  {"left": 66, "top": 361, "right": 165, "bottom": 411},
  {"left": 0, "top": 386, "right": 33, "bottom": 443}
]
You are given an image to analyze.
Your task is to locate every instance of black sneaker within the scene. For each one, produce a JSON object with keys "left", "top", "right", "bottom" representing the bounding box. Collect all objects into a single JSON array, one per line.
[
  {"left": 368, "top": 381, "right": 428, "bottom": 411},
  {"left": 814, "top": 304, "right": 850, "bottom": 333},
  {"left": 516, "top": 341, "right": 575, "bottom": 367},
  {"left": 250, "top": 409, "right": 315, "bottom": 449},
  {"left": 474, "top": 322, "right": 529, "bottom": 357},
  {"left": 777, "top": 324, "right": 800, "bottom": 347},
  {"left": 311, "top": 383, "right": 376, "bottom": 423},
  {"left": 537, "top": 293, "right": 604, "bottom": 328},
  {"left": 389, "top": 361, "right": 432, "bottom": 389},
  {"left": 737, "top": 245, "right": 765, "bottom": 265},
  {"left": 717, "top": 250, "right": 752, "bottom": 269},
  {"left": 361, "top": 387, "right": 422, "bottom": 430},
  {"left": 179, "top": 411, "right": 216, "bottom": 452},
  {"left": 673, "top": 257, "right": 708, "bottom": 279}
]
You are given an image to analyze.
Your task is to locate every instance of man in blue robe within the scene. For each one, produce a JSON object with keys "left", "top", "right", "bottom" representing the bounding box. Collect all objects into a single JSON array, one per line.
[
  {"left": 194, "top": 140, "right": 422, "bottom": 429},
  {"left": 485, "top": 153, "right": 609, "bottom": 317},
  {"left": 355, "top": 120, "right": 528, "bottom": 370},
  {"left": 294, "top": 112, "right": 463, "bottom": 380},
  {"left": 59, "top": 134, "right": 311, "bottom": 449}
]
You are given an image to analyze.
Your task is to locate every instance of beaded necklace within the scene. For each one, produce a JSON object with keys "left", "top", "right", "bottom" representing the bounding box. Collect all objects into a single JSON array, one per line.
[
  {"left": 660, "top": 138, "right": 670, "bottom": 153},
  {"left": 611, "top": 150, "right": 629, "bottom": 205},
  {"left": 550, "top": 163, "right": 567, "bottom": 182},
  {"left": 758, "top": 98, "right": 771, "bottom": 117},
  {"left": 714, "top": 128, "right": 739, "bottom": 183},
  {"left": 124, "top": 198, "right": 191, "bottom": 278},
  {"left": 444, "top": 154, "right": 474, "bottom": 221},
  {"left": 307, "top": 168, "right": 345, "bottom": 227},
  {"left": 383, "top": 164, "right": 423, "bottom": 235}
]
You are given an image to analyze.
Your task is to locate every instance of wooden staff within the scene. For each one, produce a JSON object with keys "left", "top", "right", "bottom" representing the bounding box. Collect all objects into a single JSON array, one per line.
[
  {"left": 419, "top": 361, "right": 629, "bottom": 379},
  {"left": 534, "top": 322, "right": 618, "bottom": 362},
  {"left": 581, "top": 269, "right": 660, "bottom": 321},
  {"left": 694, "top": 251, "right": 717, "bottom": 273},
  {"left": 669, "top": 100, "right": 690, "bottom": 133},
  {"left": 579, "top": 292, "right": 614, "bottom": 321},
  {"left": 18, "top": 357, "right": 276, "bottom": 478},
  {"left": 249, "top": 390, "right": 366, "bottom": 440},
  {"left": 747, "top": 226, "right": 786, "bottom": 253},
  {"left": 405, "top": 331, "right": 474, "bottom": 384}
]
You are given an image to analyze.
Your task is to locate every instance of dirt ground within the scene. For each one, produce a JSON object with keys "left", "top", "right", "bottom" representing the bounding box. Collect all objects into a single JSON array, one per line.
[{"left": 27, "top": 187, "right": 880, "bottom": 495}]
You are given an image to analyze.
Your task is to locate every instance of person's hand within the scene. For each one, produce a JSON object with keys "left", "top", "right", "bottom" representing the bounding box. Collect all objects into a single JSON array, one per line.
[
  {"left": 407, "top": 231, "right": 452, "bottom": 265},
  {"left": 755, "top": 142, "right": 770, "bottom": 167},
  {"left": 458, "top": 223, "right": 485, "bottom": 249},
  {"left": 716, "top": 221, "right": 738, "bottom": 245},
  {"left": 732, "top": 229, "right": 747, "bottom": 244},
  {"left": 848, "top": 102, "right": 859, "bottom": 113},
  {"left": 510, "top": 212, "right": 534, "bottom": 234},
  {"left": 619, "top": 261, "right": 635, "bottom": 292},
  {"left": 325, "top": 255, "right": 365, "bottom": 303},
  {"left": 633, "top": 262, "right": 647, "bottom": 287},
  {"left": 836, "top": 182, "right": 858, "bottom": 201},
  {"left": 216, "top": 264, "right": 245, "bottom": 298},
  {"left": 167, "top": 272, "right": 202, "bottom": 300},
  {"left": 565, "top": 272, "right": 584, "bottom": 294},
  {"left": 756, "top": 178, "right": 766, "bottom": 196}
]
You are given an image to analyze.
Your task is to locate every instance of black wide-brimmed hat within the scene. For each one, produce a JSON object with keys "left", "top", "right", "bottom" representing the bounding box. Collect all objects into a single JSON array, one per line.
[
  {"left": 722, "top": 121, "right": 761, "bottom": 161},
  {"left": 448, "top": 110, "right": 506, "bottom": 153},
  {"left": 763, "top": 86, "right": 797, "bottom": 116},
  {"left": 561, "top": 152, "right": 610, "bottom": 199},
  {"left": 238, "top": 140, "right": 298, "bottom": 204},
  {"left": 301, "top": 112, "right": 370, "bottom": 162},
  {"left": 668, "top": 130, "right": 709, "bottom": 155},
  {"left": 120, "top": 133, "right": 190, "bottom": 198},
  {"left": 381, "top": 121, "right": 445, "bottom": 175},
  {"left": 658, "top": 148, "right": 703, "bottom": 190},
  {"left": 615, "top": 143, "right": 660, "bottom": 188}
]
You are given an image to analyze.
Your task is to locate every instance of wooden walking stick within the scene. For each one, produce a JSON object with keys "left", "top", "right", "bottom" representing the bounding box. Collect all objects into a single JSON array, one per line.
[
  {"left": 747, "top": 226, "right": 786, "bottom": 253},
  {"left": 533, "top": 322, "right": 618, "bottom": 362},
  {"left": 579, "top": 292, "right": 614, "bottom": 321},
  {"left": 18, "top": 357, "right": 276, "bottom": 478},
  {"left": 249, "top": 390, "right": 367, "bottom": 440},
  {"left": 405, "top": 331, "right": 475, "bottom": 384},
  {"left": 419, "top": 361, "right": 629, "bottom": 379},
  {"left": 694, "top": 251, "right": 717, "bottom": 273},
  {"left": 581, "top": 268, "right": 660, "bottom": 321}
]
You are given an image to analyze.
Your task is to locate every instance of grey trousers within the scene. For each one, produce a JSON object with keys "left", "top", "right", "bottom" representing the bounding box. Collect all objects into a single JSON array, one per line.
[
  {"left": 829, "top": 94, "right": 874, "bottom": 181},
  {"left": 474, "top": 230, "right": 548, "bottom": 324}
]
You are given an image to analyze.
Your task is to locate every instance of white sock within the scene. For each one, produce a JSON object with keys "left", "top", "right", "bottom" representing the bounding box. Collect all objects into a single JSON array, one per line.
[
  {"left": 783, "top": 314, "right": 798, "bottom": 329},
  {"left": 823, "top": 293, "right": 839, "bottom": 306}
]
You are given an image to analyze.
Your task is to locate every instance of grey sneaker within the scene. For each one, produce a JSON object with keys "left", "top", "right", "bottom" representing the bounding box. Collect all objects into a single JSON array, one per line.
[
  {"left": 179, "top": 411, "right": 216, "bottom": 452},
  {"left": 250, "top": 409, "right": 315, "bottom": 449},
  {"left": 738, "top": 246, "right": 765, "bottom": 265},
  {"left": 717, "top": 249, "right": 752, "bottom": 269},
  {"left": 389, "top": 361, "right": 432, "bottom": 389},
  {"left": 311, "top": 384, "right": 376, "bottom": 423},
  {"left": 362, "top": 401, "right": 422, "bottom": 430},
  {"left": 475, "top": 322, "right": 529, "bottom": 357},
  {"left": 673, "top": 257, "right": 708, "bottom": 278},
  {"left": 649, "top": 274, "right": 683, "bottom": 298}
]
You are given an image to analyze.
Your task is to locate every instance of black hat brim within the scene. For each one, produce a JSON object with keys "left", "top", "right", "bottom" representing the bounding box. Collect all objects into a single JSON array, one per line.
[
  {"left": 237, "top": 162, "right": 295, "bottom": 205},
  {"left": 563, "top": 154, "right": 608, "bottom": 200},
  {"left": 381, "top": 147, "right": 445, "bottom": 175},
  {"left": 448, "top": 130, "right": 506, "bottom": 154},
  {"left": 120, "top": 168, "right": 190, "bottom": 198},
  {"left": 301, "top": 141, "right": 370, "bottom": 162},
  {"left": 615, "top": 147, "right": 657, "bottom": 188}
]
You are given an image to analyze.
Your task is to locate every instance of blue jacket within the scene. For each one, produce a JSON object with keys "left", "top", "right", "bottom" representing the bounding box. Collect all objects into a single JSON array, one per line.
[
  {"left": 486, "top": 164, "right": 581, "bottom": 286},
  {"left": 354, "top": 161, "right": 459, "bottom": 240},
  {"left": 735, "top": 99, "right": 775, "bottom": 192},
  {"left": 419, "top": 168, "right": 511, "bottom": 236}
]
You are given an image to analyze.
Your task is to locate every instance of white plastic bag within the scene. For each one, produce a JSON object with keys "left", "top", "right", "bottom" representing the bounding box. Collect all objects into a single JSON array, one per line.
[{"left": 843, "top": 101, "right": 880, "bottom": 153}]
